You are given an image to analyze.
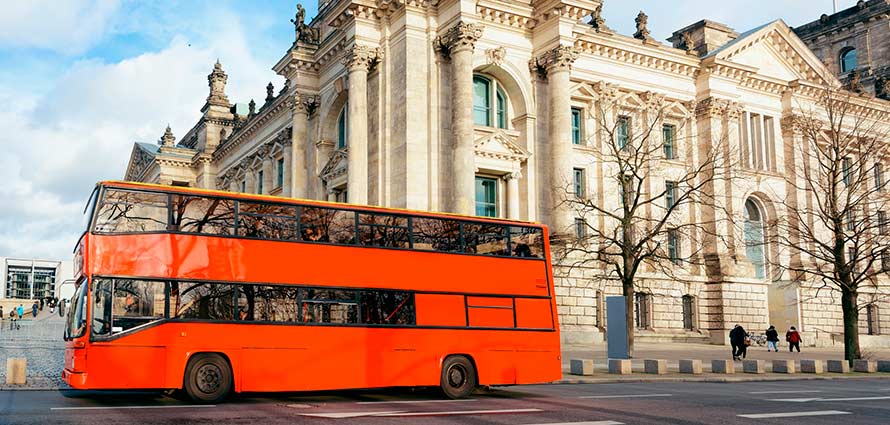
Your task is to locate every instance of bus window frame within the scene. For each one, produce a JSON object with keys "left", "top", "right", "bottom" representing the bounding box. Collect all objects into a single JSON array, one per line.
[
  {"left": 84, "top": 275, "right": 556, "bottom": 341},
  {"left": 90, "top": 185, "right": 547, "bottom": 262}
]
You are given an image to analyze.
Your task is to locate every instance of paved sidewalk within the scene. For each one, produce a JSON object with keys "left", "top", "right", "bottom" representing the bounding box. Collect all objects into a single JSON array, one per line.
[
  {"left": 559, "top": 341, "right": 890, "bottom": 383},
  {"left": 0, "top": 308, "right": 67, "bottom": 390}
]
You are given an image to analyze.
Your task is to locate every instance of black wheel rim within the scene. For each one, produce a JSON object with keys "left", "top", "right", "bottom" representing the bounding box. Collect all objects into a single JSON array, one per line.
[
  {"left": 447, "top": 364, "right": 467, "bottom": 388},
  {"left": 196, "top": 364, "right": 222, "bottom": 394}
]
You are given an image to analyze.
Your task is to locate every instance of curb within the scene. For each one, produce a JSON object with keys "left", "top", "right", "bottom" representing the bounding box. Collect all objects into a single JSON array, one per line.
[{"left": 555, "top": 372, "right": 890, "bottom": 385}]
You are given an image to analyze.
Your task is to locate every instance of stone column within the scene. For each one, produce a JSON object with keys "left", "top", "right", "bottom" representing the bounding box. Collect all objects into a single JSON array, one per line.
[
  {"left": 282, "top": 143, "right": 293, "bottom": 197},
  {"left": 342, "top": 45, "right": 380, "bottom": 205},
  {"left": 327, "top": 187, "right": 337, "bottom": 202},
  {"left": 261, "top": 156, "right": 273, "bottom": 195},
  {"left": 290, "top": 93, "right": 312, "bottom": 198},
  {"left": 506, "top": 171, "right": 521, "bottom": 220},
  {"left": 437, "top": 22, "right": 484, "bottom": 216},
  {"left": 538, "top": 45, "right": 579, "bottom": 237}
]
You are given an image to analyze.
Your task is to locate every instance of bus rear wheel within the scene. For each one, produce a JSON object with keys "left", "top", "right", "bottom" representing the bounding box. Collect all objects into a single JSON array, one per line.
[
  {"left": 183, "top": 353, "right": 232, "bottom": 404},
  {"left": 440, "top": 355, "right": 476, "bottom": 399}
]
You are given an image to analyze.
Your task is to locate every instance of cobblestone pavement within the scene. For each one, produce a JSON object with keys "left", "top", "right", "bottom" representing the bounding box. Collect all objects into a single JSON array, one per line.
[{"left": 0, "top": 309, "right": 68, "bottom": 389}]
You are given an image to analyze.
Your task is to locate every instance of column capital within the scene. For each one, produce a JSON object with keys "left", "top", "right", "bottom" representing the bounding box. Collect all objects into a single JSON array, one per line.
[
  {"left": 505, "top": 171, "right": 523, "bottom": 180},
  {"left": 534, "top": 45, "right": 579, "bottom": 75},
  {"left": 289, "top": 92, "right": 318, "bottom": 115},
  {"left": 342, "top": 44, "right": 383, "bottom": 72},
  {"left": 435, "top": 21, "right": 484, "bottom": 57}
]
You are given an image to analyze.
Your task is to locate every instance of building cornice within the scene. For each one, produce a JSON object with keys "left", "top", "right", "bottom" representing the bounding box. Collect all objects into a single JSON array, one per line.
[
  {"left": 213, "top": 91, "right": 291, "bottom": 161},
  {"left": 574, "top": 32, "right": 700, "bottom": 79}
]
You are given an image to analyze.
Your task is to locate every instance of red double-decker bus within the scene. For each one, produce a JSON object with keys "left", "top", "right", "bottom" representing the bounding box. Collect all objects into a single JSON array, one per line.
[{"left": 63, "top": 181, "right": 560, "bottom": 402}]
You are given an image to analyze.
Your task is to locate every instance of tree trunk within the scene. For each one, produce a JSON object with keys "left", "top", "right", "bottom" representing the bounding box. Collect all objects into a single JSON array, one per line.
[
  {"left": 623, "top": 280, "right": 635, "bottom": 358},
  {"left": 841, "top": 288, "right": 861, "bottom": 365}
]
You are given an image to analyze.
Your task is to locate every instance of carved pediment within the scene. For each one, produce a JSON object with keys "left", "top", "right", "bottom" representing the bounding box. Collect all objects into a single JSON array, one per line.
[
  {"left": 320, "top": 149, "right": 348, "bottom": 182},
  {"left": 706, "top": 20, "right": 839, "bottom": 87},
  {"left": 474, "top": 130, "right": 530, "bottom": 163},
  {"left": 124, "top": 142, "right": 159, "bottom": 181}
]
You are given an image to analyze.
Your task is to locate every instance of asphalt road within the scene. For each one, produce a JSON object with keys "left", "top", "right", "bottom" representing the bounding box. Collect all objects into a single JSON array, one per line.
[{"left": 2, "top": 379, "right": 890, "bottom": 424}]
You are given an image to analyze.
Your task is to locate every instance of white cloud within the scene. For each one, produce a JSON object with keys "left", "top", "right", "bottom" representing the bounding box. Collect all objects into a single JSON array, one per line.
[
  {"left": 0, "top": 7, "right": 281, "bottom": 260},
  {"left": 0, "top": 0, "right": 120, "bottom": 55}
]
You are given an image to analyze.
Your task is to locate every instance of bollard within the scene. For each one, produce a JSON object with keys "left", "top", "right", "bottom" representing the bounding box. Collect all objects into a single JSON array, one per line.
[
  {"left": 644, "top": 359, "right": 667, "bottom": 375},
  {"left": 570, "top": 359, "right": 594, "bottom": 376},
  {"left": 877, "top": 360, "right": 890, "bottom": 373},
  {"left": 743, "top": 360, "right": 765, "bottom": 374},
  {"left": 608, "top": 359, "right": 632, "bottom": 375},
  {"left": 800, "top": 360, "right": 824, "bottom": 374},
  {"left": 827, "top": 360, "right": 850, "bottom": 373},
  {"left": 711, "top": 359, "right": 735, "bottom": 374},
  {"left": 772, "top": 359, "right": 796, "bottom": 374},
  {"left": 679, "top": 359, "right": 702, "bottom": 374},
  {"left": 853, "top": 360, "right": 876, "bottom": 373},
  {"left": 5, "top": 358, "right": 26, "bottom": 385}
]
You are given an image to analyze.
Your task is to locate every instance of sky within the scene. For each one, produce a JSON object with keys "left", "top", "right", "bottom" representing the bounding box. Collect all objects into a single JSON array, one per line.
[{"left": 0, "top": 0, "right": 859, "bottom": 261}]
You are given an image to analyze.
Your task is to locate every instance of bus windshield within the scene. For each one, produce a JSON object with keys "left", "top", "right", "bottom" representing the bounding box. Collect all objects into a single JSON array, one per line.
[{"left": 65, "top": 282, "right": 87, "bottom": 340}]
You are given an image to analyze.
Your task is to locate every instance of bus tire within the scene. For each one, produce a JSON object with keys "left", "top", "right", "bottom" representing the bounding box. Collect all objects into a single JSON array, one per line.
[
  {"left": 440, "top": 355, "right": 476, "bottom": 399},
  {"left": 183, "top": 353, "right": 232, "bottom": 404}
]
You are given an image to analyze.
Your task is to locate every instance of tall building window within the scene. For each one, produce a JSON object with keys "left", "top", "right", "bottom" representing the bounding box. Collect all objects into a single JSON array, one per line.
[
  {"left": 879, "top": 211, "right": 888, "bottom": 235},
  {"left": 665, "top": 181, "right": 678, "bottom": 209},
  {"left": 846, "top": 209, "right": 855, "bottom": 232},
  {"left": 257, "top": 171, "right": 264, "bottom": 194},
  {"left": 744, "top": 199, "right": 766, "bottom": 279},
  {"left": 740, "top": 112, "right": 776, "bottom": 171},
  {"left": 843, "top": 157, "right": 852, "bottom": 186},
  {"left": 473, "top": 75, "right": 508, "bottom": 129},
  {"left": 475, "top": 176, "right": 497, "bottom": 217},
  {"left": 663, "top": 124, "right": 676, "bottom": 159},
  {"left": 276, "top": 158, "right": 284, "bottom": 189},
  {"left": 337, "top": 104, "right": 348, "bottom": 149},
  {"left": 875, "top": 162, "right": 883, "bottom": 191},
  {"left": 634, "top": 292, "right": 652, "bottom": 329},
  {"left": 866, "top": 304, "right": 880, "bottom": 335},
  {"left": 617, "top": 116, "right": 630, "bottom": 149},
  {"left": 840, "top": 47, "right": 857, "bottom": 73},
  {"left": 682, "top": 295, "right": 696, "bottom": 330},
  {"left": 575, "top": 218, "right": 587, "bottom": 239},
  {"left": 573, "top": 168, "right": 585, "bottom": 198},
  {"left": 571, "top": 108, "right": 583, "bottom": 145},
  {"left": 667, "top": 229, "right": 680, "bottom": 264}
]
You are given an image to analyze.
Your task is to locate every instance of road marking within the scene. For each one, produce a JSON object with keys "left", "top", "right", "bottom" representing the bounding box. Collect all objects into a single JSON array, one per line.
[
  {"left": 738, "top": 410, "right": 850, "bottom": 419},
  {"left": 372, "top": 408, "right": 543, "bottom": 417},
  {"left": 50, "top": 405, "right": 216, "bottom": 411},
  {"left": 525, "top": 422, "right": 624, "bottom": 425},
  {"left": 768, "top": 396, "right": 890, "bottom": 403},
  {"left": 298, "top": 408, "right": 541, "bottom": 418},
  {"left": 297, "top": 411, "right": 406, "bottom": 419},
  {"left": 578, "top": 394, "right": 672, "bottom": 399},
  {"left": 749, "top": 390, "right": 822, "bottom": 394},
  {"left": 356, "top": 399, "right": 478, "bottom": 405}
]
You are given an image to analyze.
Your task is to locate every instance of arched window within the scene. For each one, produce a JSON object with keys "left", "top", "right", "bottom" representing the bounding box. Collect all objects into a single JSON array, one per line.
[
  {"left": 744, "top": 199, "right": 766, "bottom": 279},
  {"left": 473, "top": 74, "right": 508, "bottom": 129},
  {"left": 337, "top": 104, "right": 348, "bottom": 149},
  {"left": 840, "top": 48, "right": 857, "bottom": 73}
]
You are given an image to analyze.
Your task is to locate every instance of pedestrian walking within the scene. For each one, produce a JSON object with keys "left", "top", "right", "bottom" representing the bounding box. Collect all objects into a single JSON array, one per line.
[
  {"left": 17, "top": 304, "right": 23, "bottom": 319},
  {"left": 0, "top": 305, "right": 3, "bottom": 322},
  {"left": 729, "top": 324, "right": 748, "bottom": 360},
  {"left": 9, "top": 309, "right": 18, "bottom": 330},
  {"left": 39, "top": 298, "right": 44, "bottom": 311},
  {"left": 32, "top": 302, "right": 38, "bottom": 318},
  {"left": 765, "top": 325, "right": 779, "bottom": 352},
  {"left": 786, "top": 326, "right": 802, "bottom": 352}
]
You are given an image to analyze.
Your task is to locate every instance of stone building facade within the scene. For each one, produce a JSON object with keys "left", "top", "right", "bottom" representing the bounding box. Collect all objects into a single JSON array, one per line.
[
  {"left": 794, "top": 0, "right": 890, "bottom": 99},
  {"left": 125, "top": 0, "right": 890, "bottom": 347}
]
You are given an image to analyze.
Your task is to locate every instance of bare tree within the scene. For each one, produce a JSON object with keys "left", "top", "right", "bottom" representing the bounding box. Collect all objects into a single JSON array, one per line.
[
  {"left": 779, "top": 89, "right": 890, "bottom": 364},
  {"left": 557, "top": 95, "right": 729, "bottom": 357}
]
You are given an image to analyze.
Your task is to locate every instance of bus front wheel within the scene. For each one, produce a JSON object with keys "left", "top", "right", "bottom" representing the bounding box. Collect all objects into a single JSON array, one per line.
[
  {"left": 183, "top": 353, "right": 232, "bottom": 404},
  {"left": 440, "top": 355, "right": 476, "bottom": 399}
]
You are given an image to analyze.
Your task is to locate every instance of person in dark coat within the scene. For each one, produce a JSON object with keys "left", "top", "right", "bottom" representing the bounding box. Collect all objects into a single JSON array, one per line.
[
  {"left": 729, "top": 324, "right": 748, "bottom": 360},
  {"left": 32, "top": 302, "right": 38, "bottom": 318},
  {"left": 765, "top": 325, "right": 779, "bottom": 352},
  {"left": 786, "top": 326, "right": 802, "bottom": 352}
]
